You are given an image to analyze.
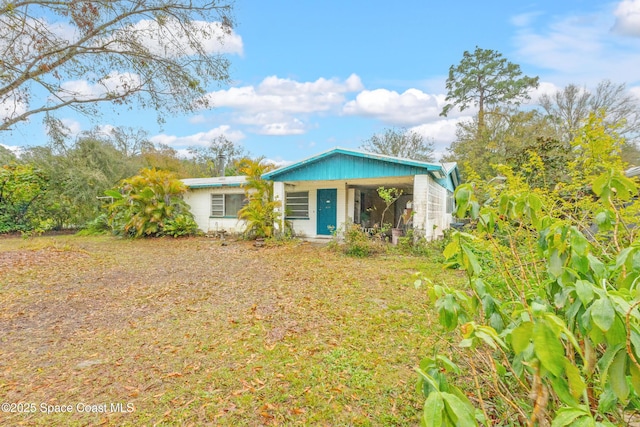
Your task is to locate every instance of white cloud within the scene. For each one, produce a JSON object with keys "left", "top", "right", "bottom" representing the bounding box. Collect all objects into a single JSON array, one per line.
[
  {"left": 512, "top": 6, "right": 640, "bottom": 84},
  {"left": 59, "top": 72, "right": 142, "bottom": 101},
  {"left": 118, "top": 19, "right": 243, "bottom": 57},
  {"left": 0, "top": 92, "right": 27, "bottom": 124},
  {"left": 629, "top": 85, "right": 640, "bottom": 99},
  {"left": 510, "top": 12, "right": 542, "bottom": 27},
  {"left": 259, "top": 119, "right": 306, "bottom": 136},
  {"left": 1, "top": 143, "right": 23, "bottom": 156},
  {"left": 208, "top": 74, "right": 362, "bottom": 113},
  {"left": 61, "top": 118, "right": 82, "bottom": 136},
  {"left": 204, "top": 74, "right": 362, "bottom": 135},
  {"left": 613, "top": 0, "right": 640, "bottom": 36},
  {"left": 343, "top": 88, "right": 459, "bottom": 126},
  {"left": 528, "top": 81, "right": 562, "bottom": 103},
  {"left": 189, "top": 115, "right": 207, "bottom": 124},
  {"left": 150, "top": 125, "right": 245, "bottom": 147},
  {"left": 410, "top": 118, "right": 468, "bottom": 160}
]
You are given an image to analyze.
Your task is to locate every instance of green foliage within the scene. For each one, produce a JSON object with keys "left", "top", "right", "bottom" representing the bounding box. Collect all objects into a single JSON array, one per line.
[
  {"left": 377, "top": 186, "right": 403, "bottom": 230},
  {"left": 328, "top": 222, "right": 384, "bottom": 257},
  {"left": 0, "top": 163, "right": 47, "bottom": 233},
  {"left": 236, "top": 158, "right": 281, "bottom": 239},
  {"left": 441, "top": 47, "right": 539, "bottom": 131},
  {"left": 360, "top": 127, "right": 435, "bottom": 162},
  {"left": 163, "top": 214, "right": 200, "bottom": 238},
  {"left": 106, "top": 168, "right": 197, "bottom": 238},
  {"left": 419, "top": 117, "right": 640, "bottom": 425},
  {"left": 76, "top": 213, "right": 111, "bottom": 236}
]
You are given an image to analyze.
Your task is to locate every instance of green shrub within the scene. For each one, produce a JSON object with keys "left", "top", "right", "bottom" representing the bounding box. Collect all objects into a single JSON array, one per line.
[
  {"left": 329, "top": 222, "right": 383, "bottom": 257},
  {"left": 163, "top": 214, "right": 200, "bottom": 237},
  {"left": 417, "top": 115, "right": 640, "bottom": 426},
  {"left": 105, "top": 168, "right": 198, "bottom": 238}
]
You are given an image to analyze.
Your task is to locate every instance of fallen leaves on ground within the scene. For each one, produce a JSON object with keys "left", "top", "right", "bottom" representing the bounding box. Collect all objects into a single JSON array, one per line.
[{"left": 0, "top": 235, "right": 451, "bottom": 426}]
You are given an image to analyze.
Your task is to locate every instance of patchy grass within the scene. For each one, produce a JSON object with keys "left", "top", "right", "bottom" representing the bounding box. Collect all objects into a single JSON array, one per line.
[{"left": 0, "top": 235, "right": 459, "bottom": 426}]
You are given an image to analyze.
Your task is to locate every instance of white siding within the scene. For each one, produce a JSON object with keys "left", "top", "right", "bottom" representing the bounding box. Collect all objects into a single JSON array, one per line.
[
  {"left": 413, "top": 174, "right": 452, "bottom": 240},
  {"left": 183, "top": 188, "right": 247, "bottom": 234},
  {"left": 281, "top": 181, "right": 348, "bottom": 238},
  {"left": 273, "top": 181, "right": 285, "bottom": 233}
]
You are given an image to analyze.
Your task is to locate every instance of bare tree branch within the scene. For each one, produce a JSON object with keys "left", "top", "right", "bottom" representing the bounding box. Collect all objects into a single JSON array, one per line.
[{"left": 0, "top": 0, "right": 237, "bottom": 131}]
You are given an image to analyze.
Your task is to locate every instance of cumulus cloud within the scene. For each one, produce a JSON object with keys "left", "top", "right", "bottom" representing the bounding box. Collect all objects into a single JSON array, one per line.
[
  {"left": 528, "top": 81, "right": 562, "bottom": 103},
  {"left": 204, "top": 74, "right": 362, "bottom": 135},
  {"left": 343, "top": 88, "right": 458, "bottom": 126},
  {"left": 613, "top": 0, "right": 640, "bottom": 36},
  {"left": 207, "top": 74, "right": 362, "bottom": 113},
  {"left": 410, "top": 118, "right": 468, "bottom": 160},
  {"left": 150, "top": 125, "right": 245, "bottom": 148},
  {"left": 58, "top": 72, "right": 142, "bottom": 101}
]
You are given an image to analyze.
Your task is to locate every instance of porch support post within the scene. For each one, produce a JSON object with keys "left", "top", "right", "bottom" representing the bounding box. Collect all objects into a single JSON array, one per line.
[
  {"left": 413, "top": 174, "right": 430, "bottom": 240},
  {"left": 273, "top": 181, "right": 286, "bottom": 233}
]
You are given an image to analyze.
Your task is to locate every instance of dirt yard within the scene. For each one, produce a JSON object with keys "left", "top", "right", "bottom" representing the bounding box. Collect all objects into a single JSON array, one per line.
[{"left": 0, "top": 235, "right": 448, "bottom": 426}]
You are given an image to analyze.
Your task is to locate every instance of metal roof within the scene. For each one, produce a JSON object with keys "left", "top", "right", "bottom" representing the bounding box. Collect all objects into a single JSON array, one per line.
[
  {"left": 181, "top": 176, "right": 247, "bottom": 189},
  {"left": 262, "top": 147, "right": 456, "bottom": 185}
]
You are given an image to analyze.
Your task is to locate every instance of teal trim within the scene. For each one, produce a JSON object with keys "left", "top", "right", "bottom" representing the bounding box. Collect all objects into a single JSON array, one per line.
[
  {"left": 262, "top": 147, "right": 445, "bottom": 182},
  {"left": 187, "top": 183, "right": 242, "bottom": 189},
  {"left": 286, "top": 217, "right": 310, "bottom": 220}
]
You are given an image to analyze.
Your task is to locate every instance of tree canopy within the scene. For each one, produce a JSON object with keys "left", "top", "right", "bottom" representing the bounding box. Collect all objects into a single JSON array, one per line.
[
  {"left": 0, "top": 0, "right": 236, "bottom": 131},
  {"left": 440, "top": 47, "right": 539, "bottom": 131},
  {"left": 360, "top": 127, "right": 434, "bottom": 162}
]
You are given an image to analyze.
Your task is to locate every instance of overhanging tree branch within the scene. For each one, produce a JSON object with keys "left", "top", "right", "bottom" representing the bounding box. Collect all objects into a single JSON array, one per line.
[{"left": 0, "top": 0, "right": 236, "bottom": 131}]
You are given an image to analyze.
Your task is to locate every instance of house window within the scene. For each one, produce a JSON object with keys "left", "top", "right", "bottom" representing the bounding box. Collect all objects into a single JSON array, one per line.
[
  {"left": 446, "top": 190, "right": 454, "bottom": 214},
  {"left": 211, "top": 193, "right": 246, "bottom": 217},
  {"left": 285, "top": 191, "right": 309, "bottom": 219}
]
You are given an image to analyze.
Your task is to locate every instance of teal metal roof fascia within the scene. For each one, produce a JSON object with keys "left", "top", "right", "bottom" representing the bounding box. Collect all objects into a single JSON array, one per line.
[
  {"left": 185, "top": 183, "right": 243, "bottom": 189},
  {"left": 262, "top": 147, "right": 444, "bottom": 181}
]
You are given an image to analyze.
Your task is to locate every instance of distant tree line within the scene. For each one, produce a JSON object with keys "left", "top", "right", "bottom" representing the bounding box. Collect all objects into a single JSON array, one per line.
[
  {"left": 362, "top": 47, "right": 640, "bottom": 190},
  {"left": 0, "top": 125, "right": 248, "bottom": 234}
]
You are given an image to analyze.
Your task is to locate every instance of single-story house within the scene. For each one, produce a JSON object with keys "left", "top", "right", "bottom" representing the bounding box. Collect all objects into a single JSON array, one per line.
[
  {"left": 182, "top": 147, "right": 460, "bottom": 240},
  {"left": 181, "top": 175, "right": 248, "bottom": 235}
]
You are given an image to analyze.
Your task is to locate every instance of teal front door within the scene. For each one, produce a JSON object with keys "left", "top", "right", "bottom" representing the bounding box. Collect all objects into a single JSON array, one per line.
[{"left": 316, "top": 189, "right": 337, "bottom": 235}]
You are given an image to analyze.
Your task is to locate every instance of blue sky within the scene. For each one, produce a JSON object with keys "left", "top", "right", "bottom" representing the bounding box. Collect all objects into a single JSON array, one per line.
[{"left": 3, "top": 0, "right": 640, "bottom": 165}]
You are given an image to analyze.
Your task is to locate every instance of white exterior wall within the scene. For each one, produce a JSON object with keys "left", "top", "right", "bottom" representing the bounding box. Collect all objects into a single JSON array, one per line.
[
  {"left": 273, "top": 181, "right": 286, "bottom": 232},
  {"left": 183, "top": 187, "right": 247, "bottom": 234},
  {"left": 413, "top": 174, "right": 451, "bottom": 240},
  {"left": 283, "top": 181, "right": 348, "bottom": 238},
  {"left": 413, "top": 175, "right": 429, "bottom": 239}
]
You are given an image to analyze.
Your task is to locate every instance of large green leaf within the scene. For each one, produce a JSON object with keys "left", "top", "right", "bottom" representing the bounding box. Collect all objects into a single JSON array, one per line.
[
  {"left": 442, "top": 392, "right": 477, "bottom": 426},
  {"left": 591, "top": 297, "right": 615, "bottom": 332},
  {"left": 609, "top": 349, "right": 629, "bottom": 402},
  {"left": 564, "top": 359, "right": 586, "bottom": 399},
  {"left": 511, "top": 322, "right": 533, "bottom": 354},
  {"left": 575, "top": 280, "right": 595, "bottom": 306},
  {"left": 533, "top": 321, "right": 566, "bottom": 377},
  {"left": 551, "top": 407, "right": 590, "bottom": 427},
  {"left": 422, "top": 392, "right": 444, "bottom": 427}
]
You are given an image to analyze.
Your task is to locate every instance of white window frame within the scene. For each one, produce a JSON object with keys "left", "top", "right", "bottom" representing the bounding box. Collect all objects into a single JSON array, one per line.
[{"left": 285, "top": 191, "right": 309, "bottom": 219}]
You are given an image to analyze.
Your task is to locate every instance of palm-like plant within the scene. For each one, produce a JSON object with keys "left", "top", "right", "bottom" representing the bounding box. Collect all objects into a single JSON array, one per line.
[
  {"left": 236, "top": 158, "right": 280, "bottom": 239},
  {"left": 106, "top": 168, "right": 196, "bottom": 237}
]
